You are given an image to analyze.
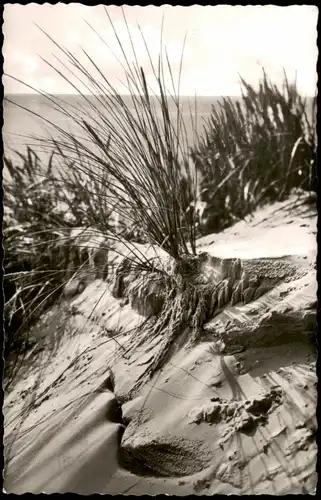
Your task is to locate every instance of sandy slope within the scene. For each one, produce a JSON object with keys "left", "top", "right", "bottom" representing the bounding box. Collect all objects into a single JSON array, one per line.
[{"left": 3, "top": 193, "right": 317, "bottom": 494}]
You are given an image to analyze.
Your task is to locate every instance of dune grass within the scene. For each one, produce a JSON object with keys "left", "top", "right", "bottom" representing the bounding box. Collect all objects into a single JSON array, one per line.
[
  {"left": 192, "top": 70, "right": 317, "bottom": 234},
  {"left": 4, "top": 8, "right": 200, "bottom": 387},
  {"left": 3, "top": 148, "right": 103, "bottom": 387},
  {"left": 3, "top": 9, "right": 317, "bottom": 389},
  {"left": 4, "top": 149, "right": 66, "bottom": 355},
  {"left": 6, "top": 7, "right": 199, "bottom": 260}
]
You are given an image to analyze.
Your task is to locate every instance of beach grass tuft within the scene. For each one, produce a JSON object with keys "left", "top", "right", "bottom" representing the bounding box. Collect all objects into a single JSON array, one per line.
[{"left": 192, "top": 69, "right": 316, "bottom": 234}]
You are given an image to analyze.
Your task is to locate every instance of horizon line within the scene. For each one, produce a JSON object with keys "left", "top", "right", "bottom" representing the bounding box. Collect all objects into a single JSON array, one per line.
[
  {"left": 4, "top": 92, "right": 242, "bottom": 98},
  {"left": 4, "top": 91, "right": 316, "bottom": 99}
]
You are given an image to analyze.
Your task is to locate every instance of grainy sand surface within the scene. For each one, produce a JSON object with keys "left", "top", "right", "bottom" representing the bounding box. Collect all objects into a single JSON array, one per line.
[{"left": 4, "top": 193, "right": 317, "bottom": 495}]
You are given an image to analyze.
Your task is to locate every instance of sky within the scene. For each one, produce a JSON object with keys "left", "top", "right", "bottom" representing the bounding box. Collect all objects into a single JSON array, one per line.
[{"left": 3, "top": 4, "right": 318, "bottom": 96}]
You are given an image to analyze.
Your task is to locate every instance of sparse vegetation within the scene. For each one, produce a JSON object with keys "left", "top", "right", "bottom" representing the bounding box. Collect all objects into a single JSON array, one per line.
[
  {"left": 4, "top": 149, "right": 67, "bottom": 358},
  {"left": 192, "top": 70, "right": 316, "bottom": 234},
  {"left": 3, "top": 147, "right": 115, "bottom": 386}
]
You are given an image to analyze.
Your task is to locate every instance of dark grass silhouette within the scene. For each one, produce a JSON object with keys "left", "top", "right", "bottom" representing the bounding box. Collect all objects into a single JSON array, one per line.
[
  {"left": 192, "top": 71, "right": 316, "bottom": 234},
  {"left": 4, "top": 7, "right": 200, "bottom": 388}
]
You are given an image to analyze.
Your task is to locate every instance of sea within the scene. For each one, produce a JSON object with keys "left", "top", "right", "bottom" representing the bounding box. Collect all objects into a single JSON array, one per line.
[
  {"left": 3, "top": 93, "right": 315, "bottom": 170},
  {"left": 3, "top": 94, "right": 223, "bottom": 163}
]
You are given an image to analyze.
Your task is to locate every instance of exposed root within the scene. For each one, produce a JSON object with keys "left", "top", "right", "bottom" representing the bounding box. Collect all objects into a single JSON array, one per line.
[
  {"left": 111, "top": 251, "right": 311, "bottom": 393},
  {"left": 112, "top": 254, "right": 219, "bottom": 393}
]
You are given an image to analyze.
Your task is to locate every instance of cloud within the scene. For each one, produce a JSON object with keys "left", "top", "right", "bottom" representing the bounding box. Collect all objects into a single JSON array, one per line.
[{"left": 3, "top": 4, "right": 318, "bottom": 96}]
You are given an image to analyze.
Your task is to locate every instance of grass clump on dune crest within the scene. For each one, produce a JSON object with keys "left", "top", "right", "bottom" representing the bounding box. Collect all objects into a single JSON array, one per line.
[
  {"left": 4, "top": 8, "right": 200, "bottom": 387},
  {"left": 6, "top": 7, "right": 199, "bottom": 262},
  {"left": 192, "top": 70, "right": 317, "bottom": 234},
  {"left": 3, "top": 9, "right": 316, "bottom": 389}
]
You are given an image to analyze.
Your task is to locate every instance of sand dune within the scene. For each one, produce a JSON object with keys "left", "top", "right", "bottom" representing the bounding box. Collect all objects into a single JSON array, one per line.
[{"left": 4, "top": 193, "right": 317, "bottom": 495}]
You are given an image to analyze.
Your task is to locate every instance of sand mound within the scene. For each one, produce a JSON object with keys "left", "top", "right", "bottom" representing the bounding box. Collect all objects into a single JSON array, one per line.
[{"left": 3, "top": 192, "right": 316, "bottom": 494}]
